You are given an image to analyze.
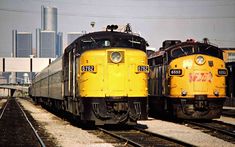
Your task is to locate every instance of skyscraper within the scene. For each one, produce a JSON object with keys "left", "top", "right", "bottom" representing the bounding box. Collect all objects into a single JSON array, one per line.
[
  {"left": 41, "top": 6, "right": 57, "bottom": 32},
  {"left": 56, "top": 32, "right": 63, "bottom": 57},
  {"left": 16, "top": 32, "right": 33, "bottom": 57},
  {"left": 12, "top": 30, "right": 32, "bottom": 57},
  {"left": 12, "top": 30, "right": 33, "bottom": 83},
  {"left": 40, "top": 30, "right": 56, "bottom": 58},
  {"left": 39, "top": 6, "right": 62, "bottom": 58}
]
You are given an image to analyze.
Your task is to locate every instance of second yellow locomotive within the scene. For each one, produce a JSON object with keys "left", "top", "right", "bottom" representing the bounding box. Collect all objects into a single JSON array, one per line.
[{"left": 148, "top": 39, "right": 227, "bottom": 119}]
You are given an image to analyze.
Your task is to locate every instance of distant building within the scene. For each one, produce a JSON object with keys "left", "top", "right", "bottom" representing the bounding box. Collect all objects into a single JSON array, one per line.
[
  {"left": 67, "top": 32, "right": 84, "bottom": 46},
  {"left": 16, "top": 32, "right": 33, "bottom": 57},
  {"left": 12, "top": 30, "right": 32, "bottom": 57},
  {"left": 0, "top": 73, "right": 7, "bottom": 84},
  {"left": 7, "top": 5, "right": 60, "bottom": 84},
  {"left": 39, "top": 30, "right": 56, "bottom": 58},
  {"left": 222, "top": 48, "right": 235, "bottom": 63},
  {"left": 36, "top": 29, "right": 62, "bottom": 58},
  {"left": 41, "top": 6, "right": 57, "bottom": 32},
  {"left": 39, "top": 6, "right": 62, "bottom": 58},
  {"left": 56, "top": 32, "right": 63, "bottom": 57},
  {"left": 12, "top": 30, "right": 33, "bottom": 84},
  {"left": 36, "top": 28, "right": 40, "bottom": 57}
]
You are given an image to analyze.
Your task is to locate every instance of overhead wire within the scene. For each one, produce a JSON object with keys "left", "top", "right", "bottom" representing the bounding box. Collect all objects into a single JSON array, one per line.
[{"left": 0, "top": 0, "right": 235, "bottom": 21}]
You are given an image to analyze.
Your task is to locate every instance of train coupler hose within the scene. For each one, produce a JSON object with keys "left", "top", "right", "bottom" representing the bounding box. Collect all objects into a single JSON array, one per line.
[
  {"left": 92, "top": 103, "right": 130, "bottom": 123},
  {"left": 92, "top": 103, "right": 111, "bottom": 119},
  {"left": 129, "top": 102, "right": 141, "bottom": 121}
]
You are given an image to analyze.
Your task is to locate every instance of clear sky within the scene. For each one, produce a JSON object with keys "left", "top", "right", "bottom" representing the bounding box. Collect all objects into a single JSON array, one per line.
[{"left": 0, "top": 0, "right": 235, "bottom": 57}]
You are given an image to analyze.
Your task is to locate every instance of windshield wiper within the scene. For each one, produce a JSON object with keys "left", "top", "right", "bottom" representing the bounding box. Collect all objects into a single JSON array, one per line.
[
  {"left": 205, "top": 46, "right": 212, "bottom": 50},
  {"left": 179, "top": 47, "right": 187, "bottom": 55},
  {"left": 81, "top": 37, "right": 97, "bottom": 44},
  {"left": 90, "top": 37, "right": 97, "bottom": 44},
  {"left": 128, "top": 40, "right": 141, "bottom": 44}
]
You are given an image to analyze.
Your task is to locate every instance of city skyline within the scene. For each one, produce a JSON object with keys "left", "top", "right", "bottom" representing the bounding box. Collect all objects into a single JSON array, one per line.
[{"left": 0, "top": 0, "right": 235, "bottom": 57}]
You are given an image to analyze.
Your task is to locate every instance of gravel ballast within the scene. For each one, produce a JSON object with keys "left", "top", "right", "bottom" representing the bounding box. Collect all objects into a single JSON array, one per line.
[
  {"left": 6, "top": 98, "right": 234, "bottom": 147},
  {"left": 17, "top": 98, "right": 113, "bottom": 147}
]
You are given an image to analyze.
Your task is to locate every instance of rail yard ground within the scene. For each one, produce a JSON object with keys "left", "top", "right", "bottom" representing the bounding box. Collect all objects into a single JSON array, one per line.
[{"left": 0, "top": 97, "right": 235, "bottom": 146}]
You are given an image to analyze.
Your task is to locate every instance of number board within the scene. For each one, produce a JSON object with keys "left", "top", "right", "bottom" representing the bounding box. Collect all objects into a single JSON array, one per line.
[
  {"left": 137, "top": 65, "right": 149, "bottom": 72},
  {"left": 81, "top": 65, "right": 95, "bottom": 72},
  {"left": 170, "top": 69, "right": 182, "bottom": 75},
  {"left": 218, "top": 69, "right": 227, "bottom": 75}
]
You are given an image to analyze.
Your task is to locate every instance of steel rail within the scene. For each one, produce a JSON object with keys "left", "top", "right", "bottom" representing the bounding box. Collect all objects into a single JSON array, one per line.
[
  {"left": 98, "top": 127, "right": 143, "bottom": 147},
  {"left": 222, "top": 109, "right": 235, "bottom": 118},
  {"left": 185, "top": 120, "right": 235, "bottom": 138},
  {"left": 99, "top": 126, "right": 195, "bottom": 147},
  {"left": 213, "top": 120, "right": 235, "bottom": 128},
  {"left": 134, "top": 126, "right": 196, "bottom": 147},
  {"left": 16, "top": 99, "right": 46, "bottom": 147},
  {"left": 0, "top": 99, "right": 9, "bottom": 119}
]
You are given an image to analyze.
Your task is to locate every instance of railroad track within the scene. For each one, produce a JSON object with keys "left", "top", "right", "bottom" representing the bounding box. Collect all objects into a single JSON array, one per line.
[
  {"left": 94, "top": 125, "right": 195, "bottom": 147},
  {"left": 184, "top": 120, "right": 235, "bottom": 143},
  {"left": 222, "top": 109, "right": 235, "bottom": 118},
  {"left": 0, "top": 98, "right": 46, "bottom": 147}
]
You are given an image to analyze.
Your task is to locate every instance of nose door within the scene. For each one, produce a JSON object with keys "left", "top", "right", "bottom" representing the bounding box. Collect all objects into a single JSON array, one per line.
[{"left": 106, "top": 63, "right": 126, "bottom": 96}]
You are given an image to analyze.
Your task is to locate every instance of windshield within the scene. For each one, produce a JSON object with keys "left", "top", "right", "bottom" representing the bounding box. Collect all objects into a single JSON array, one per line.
[
  {"left": 81, "top": 38, "right": 111, "bottom": 50},
  {"left": 198, "top": 44, "right": 223, "bottom": 59},
  {"left": 167, "top": 43, "right": 223, "bottom": 62},
  {"left": 171, "top": 45, "right": 194, "bottom": 58},
  {"left": 113, "top": 36, "right": 145, "bottom": 50},
  {"left": 80, "top": 34, "right": 146, "bottom": 51}
]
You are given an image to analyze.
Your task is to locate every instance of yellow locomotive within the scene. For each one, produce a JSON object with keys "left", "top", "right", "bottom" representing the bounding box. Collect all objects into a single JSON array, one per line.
[
  {"left": 30, "top": 25, "right": 149, "bottom": 125},
  {"left": 148, "top": 39, "right": 227, "bottom": 119}
]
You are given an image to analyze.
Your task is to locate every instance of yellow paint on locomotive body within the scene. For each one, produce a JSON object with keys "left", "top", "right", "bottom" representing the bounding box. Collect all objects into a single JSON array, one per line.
[
  {"left": 169, "top": 54, "right": 227, "bottom": 98},
  {"left": 78, "top": 48, "right": 148, "bottom": 97}
]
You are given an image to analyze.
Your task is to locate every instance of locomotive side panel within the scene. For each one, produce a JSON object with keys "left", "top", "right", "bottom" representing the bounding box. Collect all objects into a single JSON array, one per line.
[
  {"left": 63, "top": 50, "right": 77, "bottom": 98},
  {"left": 40, "top": 70, "right": 49, "bottom": 98},
  {"left": 48, "top": 57, "right": 63, "bottom": 100}
]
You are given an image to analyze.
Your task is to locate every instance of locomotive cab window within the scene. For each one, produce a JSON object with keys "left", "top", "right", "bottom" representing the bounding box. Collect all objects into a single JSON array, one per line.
[
  {"left": 77, "top": 32, "right": 147, "bottom": 53},
  {"left": 171, "top": 46, "right": 194, "bottom": 58},
  {"left": 81, "top": 38, "right": 111, "bottom": 50},
  {"left": 198, "top": 45, "right": 223, "bottom": 59},
  {"left": 113, "top": 36, "right": 146, "bottom": 51}
]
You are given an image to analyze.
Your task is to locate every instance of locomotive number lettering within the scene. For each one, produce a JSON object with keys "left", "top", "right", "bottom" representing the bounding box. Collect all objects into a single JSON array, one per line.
[
  {"left": 218, "top": 69, "right": 227, "bottom": 75},
  {"left": 189, "top": 72, "right": 212, "bottom": 83},
  {"left": 169, "top": 69, "right": 182, "bottom": 75},
  {"left": 81, "top": 65, "right": 95, "bottom": 72},
  {"left": 137, "top": 65, "right": 149, "bottom": 72}
]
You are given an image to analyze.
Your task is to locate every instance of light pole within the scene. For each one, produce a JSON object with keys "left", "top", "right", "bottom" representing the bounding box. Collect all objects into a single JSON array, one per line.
[{"left": 90, "top": 21, "right": 95, "bottom": 32}]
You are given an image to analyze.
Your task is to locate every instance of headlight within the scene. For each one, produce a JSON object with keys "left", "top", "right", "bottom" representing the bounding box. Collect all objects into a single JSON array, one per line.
[
  {"left": 181, "top": 90, "right": 187, "bottom": 96},
  {"left": 110, "top": 51, "right": 122, "bottom": 63},
  {"left": 214, "top": 90, "right": 219, "bottom": 96},
  {"left": 195, "top": 56, "right": 205, "bottom": 65}
]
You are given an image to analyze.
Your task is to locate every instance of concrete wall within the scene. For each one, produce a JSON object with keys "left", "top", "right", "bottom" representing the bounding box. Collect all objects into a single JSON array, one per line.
[{"left": 0, "top": 57, "right": 55, "bottom": 72}]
